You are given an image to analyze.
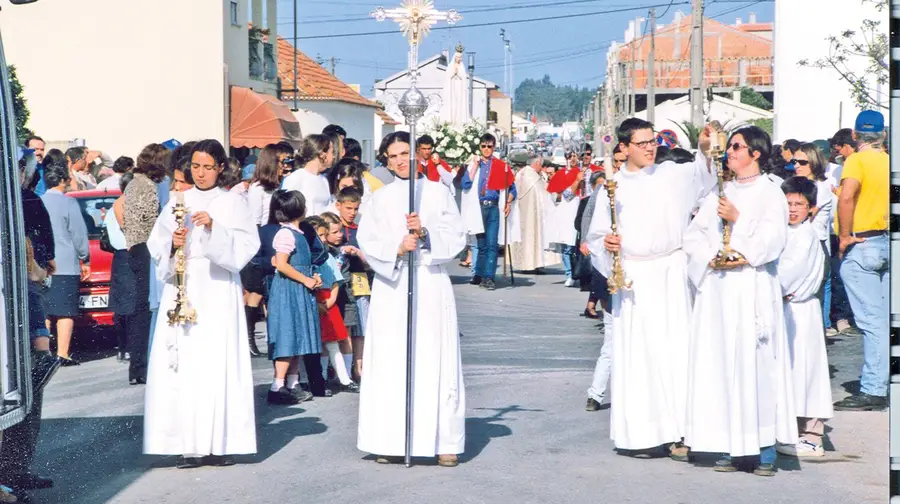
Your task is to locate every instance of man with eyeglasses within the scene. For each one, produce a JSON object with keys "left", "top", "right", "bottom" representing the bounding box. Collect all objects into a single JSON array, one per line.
[
  {"left": 586, "top": 117, "right": 716, "bottom": 459},
  {"left": 460, "top": 133, "right": 517, "bottom": 290}
]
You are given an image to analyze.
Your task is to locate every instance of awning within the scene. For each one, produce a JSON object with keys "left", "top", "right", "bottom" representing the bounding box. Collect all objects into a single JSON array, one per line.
[{"left": 230, "top": 86, "right": 302, "bottom": 149}]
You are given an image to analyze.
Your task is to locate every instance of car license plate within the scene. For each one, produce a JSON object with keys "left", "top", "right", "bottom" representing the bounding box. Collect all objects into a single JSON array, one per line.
[{"left": 79, "top": 294, "right": 109, "bottom": 309}]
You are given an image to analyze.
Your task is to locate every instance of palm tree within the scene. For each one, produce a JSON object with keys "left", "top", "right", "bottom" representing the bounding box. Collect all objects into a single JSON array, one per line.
[{"left": 671, "top": 120, "right": 701, "bottom": 149}]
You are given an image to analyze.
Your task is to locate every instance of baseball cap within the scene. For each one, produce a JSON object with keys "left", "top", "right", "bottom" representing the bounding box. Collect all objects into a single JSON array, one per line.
[
  {"left": 241, "top": 164, "right": 256, "bottom": 181},
  {"left": 854, "top": 110, "right": 884, "bottom": 133},
  {"left": 161, "top": 138, "right": 182, "bottom": 150}
]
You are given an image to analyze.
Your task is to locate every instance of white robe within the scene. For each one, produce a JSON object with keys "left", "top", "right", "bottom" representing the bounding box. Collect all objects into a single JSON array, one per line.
[
  {"left": 683, "top": 177, "right": 798, "bottom": 456},
  {"left": 587, "top": 157, "right": 715, "bottom": 450},
  {"left": 779, "top": 221, "right": 833, "bottom": 419},
  {"left": 356, "top": 177, "right": 467, "bottom": 457},
  {"left": 281, "top": 168, "right": 331, "bottom": 216},
  {"left": 511, "top": 166, "right": 560, "bottom": 270},
  {"left": 143, "top": 187, "right": 260, "bottom": 456},
  {"left": 459, "top": 160, "right": 520, "bottom": 245}
]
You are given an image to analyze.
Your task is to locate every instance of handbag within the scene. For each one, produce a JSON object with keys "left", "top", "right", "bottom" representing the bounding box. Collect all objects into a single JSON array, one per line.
[{"left": 99, "top": 225, "right": 116, "bottom": 254}]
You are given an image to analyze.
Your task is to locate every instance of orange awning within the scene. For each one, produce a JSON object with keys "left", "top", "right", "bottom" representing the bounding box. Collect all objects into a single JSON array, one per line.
[{"left": 230, "top": 86, "right": 302, "bottom": 149}]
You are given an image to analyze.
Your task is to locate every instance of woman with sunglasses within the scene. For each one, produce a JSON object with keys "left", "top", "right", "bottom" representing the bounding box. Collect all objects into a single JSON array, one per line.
[{"left": 683, "top": 125, "right": 797, "bottom": 476}]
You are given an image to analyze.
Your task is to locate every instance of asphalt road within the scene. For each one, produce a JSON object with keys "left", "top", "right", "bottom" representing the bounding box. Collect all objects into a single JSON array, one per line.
[{"left": 26, "top": 265, "right": 887, "bottom": 504}]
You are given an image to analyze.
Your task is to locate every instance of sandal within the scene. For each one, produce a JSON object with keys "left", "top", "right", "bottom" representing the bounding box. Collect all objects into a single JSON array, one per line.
[
  {"left": 458, "top": 261, "right": 472, "bottom": 268},
  {"left": 437, "top": 454, "right": 459, "bottom": 467},
  {"left": 669, "top": 442, "right": 689, "bottom": 462}
]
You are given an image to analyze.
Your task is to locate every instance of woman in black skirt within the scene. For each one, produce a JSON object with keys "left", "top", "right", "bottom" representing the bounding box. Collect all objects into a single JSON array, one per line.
[
  {"left": 105, "top": 172, "right": 136, "bottom": 363},
  {"left": 39, "top": 164, "right": 90, "bottom": 366}
]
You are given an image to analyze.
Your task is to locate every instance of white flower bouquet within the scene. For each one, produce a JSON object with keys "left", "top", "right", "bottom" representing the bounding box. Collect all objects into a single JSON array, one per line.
[{"left": 426, "top": 120, "right": 486, "bottom": 167}]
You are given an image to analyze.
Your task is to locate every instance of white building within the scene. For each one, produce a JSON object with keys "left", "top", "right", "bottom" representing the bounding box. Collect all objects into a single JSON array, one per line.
[
  {"left": 374, "top": 52, "right": 498, "bottom": 130},
  {"left": 1, "top": 0, "right": 301, "bottom": 157},
  {"left": 773, "top": 0, "right": 888, "bottom": 142}
]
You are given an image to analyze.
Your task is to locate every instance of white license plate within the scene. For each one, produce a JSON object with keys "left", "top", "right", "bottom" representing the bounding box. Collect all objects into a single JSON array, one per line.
[{"left": 79, "top": 294, "right": 109, "bottom": 309}]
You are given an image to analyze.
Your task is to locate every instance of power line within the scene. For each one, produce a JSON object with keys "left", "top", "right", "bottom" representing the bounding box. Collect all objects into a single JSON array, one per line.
[
  {"left": 708, "top": 0, "right": 767, "bottom": 19},
  {"left": 286, "top": 2, "right": 689, "bottom": 40}
]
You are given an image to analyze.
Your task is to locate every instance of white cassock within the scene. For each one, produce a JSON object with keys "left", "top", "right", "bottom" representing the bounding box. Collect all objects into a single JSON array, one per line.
[
  {"left": 779, "top": 220, "right": 833, "bottom": 419},
  {"left": 511, "top": 165, "right": 560, "bottom": 270},
  {"left": 459, "top": 160, "right": 520, "bottom": 246},
  {"left": 356, "top": 177, "right": 467, "bottom": 457},
  {"left": 144, "top": 187, "right": 261, "bottom": 456},
  {"left": 811, "top": 179, "right": 835, "bottom": 254},
  {"left": 587, "top": 156, "right": 715, "bottom": 450},
  {"left": 544, "top": 197, "right": 580, "bottom": 248},
  {"left": 281, "top": 168, "right": 332, "bottom": 215},
  {"left": 683, "top": 176, "right": 798, "bottom": 456}
]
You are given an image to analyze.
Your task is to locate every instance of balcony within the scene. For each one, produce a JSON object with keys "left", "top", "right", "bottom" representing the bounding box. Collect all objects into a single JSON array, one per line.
[{"left": 249, "top": 28, "right": 277, "bottom": 83}]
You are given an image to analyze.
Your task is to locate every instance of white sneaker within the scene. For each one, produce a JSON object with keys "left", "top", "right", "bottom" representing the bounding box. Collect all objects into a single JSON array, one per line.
[
  {"left": 564, "top": 277, "right": 575, "bottom": 287},
  {"left": 776, "top": 440, "right": 824, "bottom": 457}
]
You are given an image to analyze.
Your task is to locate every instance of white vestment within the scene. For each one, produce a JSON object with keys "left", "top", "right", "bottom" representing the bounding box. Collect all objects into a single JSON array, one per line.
[
  {"left": 683, "top": 177, "right": 798, "bottom": 456},
  {"left": 511, "top": 165, "right": 560, "bottom": 270},
  {"left": 144, "top": 187, "right": 261, "bottom": 456},
  {"left": 587, "top": 157, "right": 715, "bottom": 450},
  {"left": 779, "top": 221, "right": 833, "bottom": 419},
  {"left": 281, "top": 168, "right": 332, "bottom": 216},
  {"left": 356, "top": 177, "right": 467, "bottom": 457},
  {"left": 459, "top": 160, "right": 520, "bottom": 245}
]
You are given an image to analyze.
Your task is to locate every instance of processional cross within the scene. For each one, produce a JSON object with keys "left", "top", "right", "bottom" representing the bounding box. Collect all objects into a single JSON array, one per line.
[{"left": 369, "top": 0, "right": 461, "bottom": 469}]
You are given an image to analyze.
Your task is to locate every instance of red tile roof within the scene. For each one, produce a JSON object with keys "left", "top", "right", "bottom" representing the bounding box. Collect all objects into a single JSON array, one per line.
[
  {"left": 277, "top": 37, "right": 378, "bottom": 108},
  {"left": 489, "top": 89, "right": 510, "bottom": 99},
  {"left": 376, "top": 109, "right": 400, "bottom": 126}
]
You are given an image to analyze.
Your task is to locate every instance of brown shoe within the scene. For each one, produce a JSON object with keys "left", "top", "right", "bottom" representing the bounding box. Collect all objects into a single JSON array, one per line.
[
  {"left": 669, "top": 442, "right": 689, "bottom": 462},
  {"left": 437, "top": 454, "right": 459, "bottom": 467},
  {"left": 375, "top": 455, "right": 403, "bottom": 464}
]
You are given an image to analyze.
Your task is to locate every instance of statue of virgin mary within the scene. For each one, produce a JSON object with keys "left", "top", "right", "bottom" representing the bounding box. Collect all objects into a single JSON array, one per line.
[{"left": 442, "top": 43, "right": 469, "bottom": 128}]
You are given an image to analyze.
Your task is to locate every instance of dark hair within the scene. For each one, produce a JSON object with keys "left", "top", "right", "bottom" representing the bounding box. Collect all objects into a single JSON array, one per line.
[
  {"left": 796, "top": 142, "right": 827, "bottom": 181},
  {"left": 830, "top": 128, "right": 856, "bottom": 150},
  {"left": 336, "top": 186, "right": 362, "bottom": 204},
  {"left": 379, "top": 131, "right": 411, "bottom": 168},
  {"left": 218, "top": 158, "right": 242, "bottom": 189},
  {"left": 296, "top": 134, "right": 333, "bottom": 167},
  {"left": 654, "top": 146, "right": 672, "bottom": 164},
  {"left": 170, "top": 141, "right": 197, "bottom": 177},
  {"left": 728, "top": 126, "right": 771, "bottom": 167},
  {"left": 584, "top": 145, "right": 593, "bottom": 154},
  {"left": 323, "top": 131, "right": 343, "bottom": 166},
  {"left": 274, "top": 141, "right": 295, "bottom": 156},
  {"left": 191, "top": 139, "right": 228, "bottom": 167},
  {"left": 270, "top": 189, "right": 307, "bottom": 224},
  {"left": 304, "top": 215, "right": 326, "bottom": 231},
  {"left": 764, "top": 147, "right": 790, "bottom": 178},
  {"left": 135, "top": 143, "right": 170, "bottom": 183},
  {"left": 669, "top": 148, "right": 695, "bottom": 164},
  {"left": 44, "top": 148, "right": 65, "bottom": 168},
  {"left": 782, "top": 139, "right": 801, "bottom": 154},
  {"left": 417, "top": 134, "right": 435, "bottom": 147},
  {"left": 24, "top": 135, "right": 44, "bottom": 147},
  {"left": 118, "top": 171, "right": 135, "bottom": 193},
  {"left": 173, "top": 163, "right": 194, "bottom": 185},
  {"left": 65, "top": 146, "right": 86, "bottom": 164},
  {"left": 44, "top": 163, "right": 70, "bottom": 188},
  {"left": 479, "top": 133, "right": 496, "bottom": 145},
  {"left": 112, "top": 156, "right": 134, "bottom": 174},
  {"left": 329, "top": 158, "right": 365, "bottom": 195},
  {"left": 322, "top": 124, "right": 347, "bottom": 138},
  {"left": 253, "top": 144, "right": 283, "bottom": 192},
  {"left": 617, "top": 117, "right": 654, "bottom": 145},
  {"left": 781, "top": 176, "right": 818, "bottom": 207},
  {"left": 343, "top": 137, "right": 362, "bottom": 159},
  {"left": 612, "top": 143, "right": 623, "bottom": 156}
]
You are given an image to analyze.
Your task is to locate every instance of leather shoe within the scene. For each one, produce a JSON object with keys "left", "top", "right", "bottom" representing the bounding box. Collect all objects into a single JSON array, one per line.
[
  {"left": 7, "top": 473, "right": 52, "bottom": 490},
  {"left": 834, "top": 393, "right": 886, "bottom": 411},
  {"left": 585, "top": 397, "right": 601, "bottom": 411},
  {"left": 469, "top": 276, "right": 482, "bottom": 286}
]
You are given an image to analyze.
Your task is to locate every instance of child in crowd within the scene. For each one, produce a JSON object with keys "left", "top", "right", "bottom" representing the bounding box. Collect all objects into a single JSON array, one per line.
[
  {"left": 266, "top": 190, "right": 323, "bottom": 405},
  {"left": 777, "top": 176, "right": 833, "bottom": 457},
  {"left": 333, "top": 187, "right": 369, "bottom": 381},
  {"left": 315, "top": 212, "right": 360, "bottom": 393}
]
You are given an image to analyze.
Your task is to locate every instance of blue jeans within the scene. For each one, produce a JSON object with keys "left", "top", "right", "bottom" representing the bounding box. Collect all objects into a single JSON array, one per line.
[
  {"left": 822, "top": 276, "right": 832, "bottom": 329},
  {"left": 474, "top": 203, "right": 500, "bottom": 280},
  {"left": 722, "top": 445, "right": 776, "bottom": 465},
  {"left": 829, "top": 235, "right": 853, "bottom": 322},
  {"left": 561, "top": 245, "right": 575, "bottom": 278},
  {"left": 840, "top": 234, "right": 889, "bottom": 397}
]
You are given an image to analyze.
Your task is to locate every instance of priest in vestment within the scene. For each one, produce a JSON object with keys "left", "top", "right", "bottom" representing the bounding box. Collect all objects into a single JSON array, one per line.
[
  {"left": 683, "top": 126, "right": 797, "bottom": 476},
  {"left": 587, "top": 118, "right": 716, "bottom": 458},
  {"left": 356, "top": 131, "right": 467, "bottom": 467},
  {"left": 144, "top": 140, "right": 260, "bottom": 468},
  {"left": 511, "top": 153, "right": 559, "bottom": 271}
]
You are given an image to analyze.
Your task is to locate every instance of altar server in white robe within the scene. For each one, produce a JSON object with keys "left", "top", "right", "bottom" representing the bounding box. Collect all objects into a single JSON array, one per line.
[
  {"left": 683, "top": 126, "right": 797, "bottom": 477},
  {"left": 587, "top": 118, "right": 716, "bottom": 459},
  {"left": 776, "top": 176, "right": 832, "bottom": 458},
  {"left": 356, "top": 131, "right": 467, "bottom": 467},
  {"left": 281, "top": 134, "right": 334, "bottom": 216},
  {"left": 144, "top": 140, "right": 261, "bottom": 469}
]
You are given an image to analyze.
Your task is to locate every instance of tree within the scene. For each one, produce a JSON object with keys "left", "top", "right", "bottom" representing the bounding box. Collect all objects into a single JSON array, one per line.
[
  {"left": 514, "top": 75, "right": 596, "bottom": 125},
  {"left": 797, "top": 0, "right": 887, "bottom": 111},
  {"left": 739, "top": 87, "right": 772, "bottom": 111},
  {"left": 8, "top": 65, "right": 32, "bottom": 141},
  {"left": 747, "top": 118, "right": 774, "bottom": 136}
]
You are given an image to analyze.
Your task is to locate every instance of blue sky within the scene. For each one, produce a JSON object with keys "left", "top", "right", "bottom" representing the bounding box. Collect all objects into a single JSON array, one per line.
[{"left": 276, "top": 0, "right": 774, "bottom": 98}]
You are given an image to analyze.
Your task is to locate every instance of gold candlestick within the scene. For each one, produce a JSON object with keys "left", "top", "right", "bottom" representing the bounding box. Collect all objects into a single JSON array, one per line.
[
  {"left": 709, "top": 132, "right": 745, "bottom": 269},
  {"left": 167, "top": 192, "right": 197, "bottom": 326},
  {"left": 605, "top": 179, "right": 632, "bottom": 294}
]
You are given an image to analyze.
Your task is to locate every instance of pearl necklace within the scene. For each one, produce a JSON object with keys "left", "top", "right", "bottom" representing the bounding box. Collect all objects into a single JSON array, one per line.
[{"left": 736, "top": 173, "right": 760, "bottom": 182}]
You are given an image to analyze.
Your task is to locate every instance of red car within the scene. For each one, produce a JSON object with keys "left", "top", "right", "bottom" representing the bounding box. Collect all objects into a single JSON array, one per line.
[{"left": 69, "top": 188, "right": 120, "bottom": 329}]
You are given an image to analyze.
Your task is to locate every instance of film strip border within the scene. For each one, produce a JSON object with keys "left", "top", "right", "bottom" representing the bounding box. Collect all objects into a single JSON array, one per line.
[{"left": 891, "top": 1, "right": 900, "bottom": 498}]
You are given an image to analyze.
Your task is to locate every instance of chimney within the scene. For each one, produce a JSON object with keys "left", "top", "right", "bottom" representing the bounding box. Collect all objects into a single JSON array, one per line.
[
  {"left": 735, "top": 17, "right": 742, "bottom": 26},
  {"left": 748, "top": 12, "right": 757, "bottom": 24}
]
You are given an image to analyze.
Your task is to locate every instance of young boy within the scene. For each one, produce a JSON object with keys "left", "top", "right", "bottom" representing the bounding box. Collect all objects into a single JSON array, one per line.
[
  {"left": 334, "top": 187, "right": 370, "bottom": 381},
  {"left": 777, "top": 176, "right": 833, "bottom": 457}
]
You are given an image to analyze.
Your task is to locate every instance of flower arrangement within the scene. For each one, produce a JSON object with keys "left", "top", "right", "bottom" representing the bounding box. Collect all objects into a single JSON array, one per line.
[{"left": 427, "top": 121, "right": 486, "bottom": 167}]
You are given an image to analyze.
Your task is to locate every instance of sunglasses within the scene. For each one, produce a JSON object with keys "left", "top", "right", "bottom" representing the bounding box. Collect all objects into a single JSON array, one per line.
[
  {"left": 281, "top": 158, "right": 294, "bottom": 166},
  {"left": 728, "top": 143, "right": 747, "bottom": 152},
  {"left": 793, "top": 159, "right": 810, "bottom": 166},
  {"left": 480, "top": 144, "right": 495, "bottom": 149}
]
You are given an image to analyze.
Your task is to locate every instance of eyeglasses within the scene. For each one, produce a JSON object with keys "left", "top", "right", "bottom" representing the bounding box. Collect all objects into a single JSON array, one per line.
[
  {"left": 631, "top": 139, "right": 656, "bottom": 149},
  {"left": 280, "top": 158, "right": 294, "bottom": 166},
  {"left": 480, "top": 144, "right": 495, "bottom": 149},
  {"left": 793, "top": 159, "right": 810, "bottom": 166},
  {"left": 787, "top": 201, "right": 810, "bottom": 209},
  {"left": 728, "top": 143, "right": 747, "bottom": 152}
]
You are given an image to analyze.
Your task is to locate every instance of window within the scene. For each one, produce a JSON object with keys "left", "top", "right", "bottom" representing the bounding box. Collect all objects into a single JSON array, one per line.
[
  {"left": 249, "top": 38, "right": 263, "bottom": 79},
  {"left": 263, "top": 42, "right": 277, "bottom": 81},
  {"left": 75, "top": 196, "right": 118, "bottom": 239},
  {"left": 230, "top": 1, "right": 240, "bottom": 26}
]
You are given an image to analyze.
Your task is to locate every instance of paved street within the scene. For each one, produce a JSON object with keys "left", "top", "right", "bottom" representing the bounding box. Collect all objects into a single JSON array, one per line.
[{"left": 29, "top": 265, "right": 886, "bottom": 504}]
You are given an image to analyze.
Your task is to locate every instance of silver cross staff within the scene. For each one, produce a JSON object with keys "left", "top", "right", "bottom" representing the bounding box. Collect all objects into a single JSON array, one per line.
[{"left": 370, "top": 0, "right": 460, "bottom": 469}]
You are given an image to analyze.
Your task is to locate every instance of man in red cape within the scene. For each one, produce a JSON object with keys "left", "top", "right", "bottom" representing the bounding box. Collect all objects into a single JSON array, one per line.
[{"left": 415, "top": 135, "right": 455, "bottom": 191}]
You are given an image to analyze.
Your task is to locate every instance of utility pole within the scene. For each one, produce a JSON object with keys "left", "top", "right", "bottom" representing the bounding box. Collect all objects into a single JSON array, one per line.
[
  {"left": 330, "top": 56, "right": 336, "bottom": 75},
  {"left": 630, "top": 16, "right": 640, "bottom": 116},
  {"left": 647, "top": 8, "right": 657, "bottom": 124},
  {"left": 467, "top": 52, "right": 475, "bottom": 122},
  {"left": 690, "top": 0, "right": 705, "bottom": 128}
]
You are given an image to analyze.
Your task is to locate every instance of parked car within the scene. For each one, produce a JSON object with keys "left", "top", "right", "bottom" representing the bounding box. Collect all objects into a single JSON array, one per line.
[
  {"left": 551, "top": 147, "right": 566, "bottom": 166},
  {"left": 68, "top": 188, "right": 120, "bottom": 329}
]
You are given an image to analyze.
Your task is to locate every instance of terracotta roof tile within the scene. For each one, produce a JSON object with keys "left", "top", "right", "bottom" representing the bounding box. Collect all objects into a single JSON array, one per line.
[
  {"left": 376, "top": 109, "right": 400, "bottom": 126},
  {"left": 489, "top": 89, "right": 509, "bottom": 99},
  {"left": 277, "top": 37, "right": 378, "bottom": 108}
]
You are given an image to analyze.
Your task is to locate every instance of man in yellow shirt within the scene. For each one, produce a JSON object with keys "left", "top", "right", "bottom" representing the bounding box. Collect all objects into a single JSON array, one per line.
[{"left": 834, "top": 110, "right": 889, "bottom": 411}]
